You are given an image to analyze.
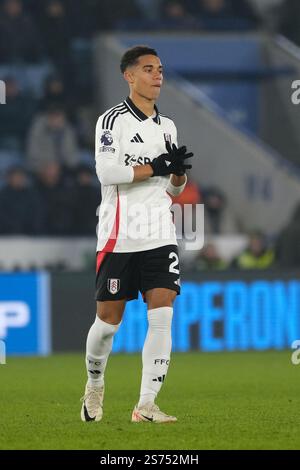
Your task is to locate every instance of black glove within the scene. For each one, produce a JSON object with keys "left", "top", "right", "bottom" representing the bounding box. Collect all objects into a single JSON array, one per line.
[
  {"left": 150, "top": 141, "right": 193, "bottom": 177},
  {"left": 166, "top": 141, "right": 193, "bottom": 176}
]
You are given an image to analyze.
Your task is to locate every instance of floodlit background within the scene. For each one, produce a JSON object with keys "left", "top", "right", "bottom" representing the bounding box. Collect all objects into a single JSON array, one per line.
[{"left": 0, "top": 0, "right": 300, "bottom": 450}]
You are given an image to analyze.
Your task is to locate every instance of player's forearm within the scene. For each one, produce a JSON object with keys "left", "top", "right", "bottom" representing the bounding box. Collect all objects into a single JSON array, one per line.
[
  {"left": 96, "top": 159, "right": 154, "bottom": 185},
  {"left": 170, "top": 174, "right": 187, "bottom": 186},
  {"left": 96, "top": 160, "right": 134, "bottom": 186},
  {"left": 166, "top": 174, "right": 187, "bottom": 196},
  {"left": 132, "top": 164, "right": 153, "bottom": 181}
]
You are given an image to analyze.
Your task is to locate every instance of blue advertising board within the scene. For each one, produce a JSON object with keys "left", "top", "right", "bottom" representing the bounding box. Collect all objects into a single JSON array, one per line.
[
  {"left": 0, "top": 273, "right": 51, "bottom": 355},
  {"left": 112, "top": 279, "right": 300, "bottom": 353}
]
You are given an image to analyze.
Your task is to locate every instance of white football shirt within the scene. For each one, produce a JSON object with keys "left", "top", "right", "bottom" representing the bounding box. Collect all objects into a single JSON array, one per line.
[{"left": 95, "top": 97, "right": 179, "bottom": 253}]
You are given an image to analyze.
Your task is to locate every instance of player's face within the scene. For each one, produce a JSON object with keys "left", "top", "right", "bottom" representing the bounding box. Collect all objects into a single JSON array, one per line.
[{"left": 128, "top": 55, "right": 163, "bottom": 101}]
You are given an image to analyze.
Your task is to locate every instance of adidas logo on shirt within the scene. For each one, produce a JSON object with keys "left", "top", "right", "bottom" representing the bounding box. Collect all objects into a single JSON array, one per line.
[{"left": 130, "top": 133, "right": 144, "bottom": 143}]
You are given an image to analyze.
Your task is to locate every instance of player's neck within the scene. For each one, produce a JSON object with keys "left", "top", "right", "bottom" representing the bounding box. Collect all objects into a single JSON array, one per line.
[{"left": 129, "top": 93, "right": 155, "bottom": 118}]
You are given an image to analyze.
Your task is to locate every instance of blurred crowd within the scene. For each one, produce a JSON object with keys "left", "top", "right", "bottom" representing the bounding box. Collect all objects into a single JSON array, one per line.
[
  {"left": 0, "top": 0, "right": 99, "bottom": 238},
  {"left": 0, "top": 162, "right": 100, "bottom": 235},
  {"left": 0, "top": 72, "right": 99, "bottom": 236},
  {"left": 0, "top": 0, "right": 261, "bottom": 52},
  {"left": 172, "top": 181, "right": 300, "bottom": 270}
]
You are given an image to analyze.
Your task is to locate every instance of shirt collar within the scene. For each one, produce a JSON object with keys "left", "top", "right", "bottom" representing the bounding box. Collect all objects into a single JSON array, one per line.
[{"left": 124, "top": 97, "right": 160, "bottom": 124}]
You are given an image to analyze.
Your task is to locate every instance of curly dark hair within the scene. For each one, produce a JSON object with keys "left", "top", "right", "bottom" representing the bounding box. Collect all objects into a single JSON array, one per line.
[{"left": 120, "top": 45, "right": 158, "bottom": 73}]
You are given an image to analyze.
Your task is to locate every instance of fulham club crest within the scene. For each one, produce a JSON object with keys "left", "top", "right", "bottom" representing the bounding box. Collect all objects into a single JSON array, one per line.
[{"left": 107, "top": 278, "right": 120, "bottom": 295}]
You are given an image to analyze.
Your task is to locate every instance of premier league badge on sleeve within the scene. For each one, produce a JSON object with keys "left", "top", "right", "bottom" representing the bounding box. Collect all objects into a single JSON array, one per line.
[
  {"left": 101, "top": 130, "right": 114, "bottom": 146},
  {"left": 107, "top": 278, "right": 120, "bottom": 294}
]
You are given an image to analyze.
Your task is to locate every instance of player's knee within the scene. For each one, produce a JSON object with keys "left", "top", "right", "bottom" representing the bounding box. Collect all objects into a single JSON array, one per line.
[
  {"left": 97, "top": 311, "right": 117, "bottom": 325},
  {"left": 96, "top": 301, "right": 125, "bottom": 325},
  {"left": 146, "top": 289, "right": 176, "bottom": 309}
]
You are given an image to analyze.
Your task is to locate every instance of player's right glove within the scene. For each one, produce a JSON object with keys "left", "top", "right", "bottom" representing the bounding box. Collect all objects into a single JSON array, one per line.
[
  {"left": 165, "top": 141, "right": 193, "bottom": 176},
  {"left": 150, "top": 142, "right": 193, "bottom": 177}
]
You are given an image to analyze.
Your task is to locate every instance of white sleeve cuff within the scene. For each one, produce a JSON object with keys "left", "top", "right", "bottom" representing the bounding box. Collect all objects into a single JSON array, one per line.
[{"left": 166, "top": 174, "right": 187, "bottom": 196}]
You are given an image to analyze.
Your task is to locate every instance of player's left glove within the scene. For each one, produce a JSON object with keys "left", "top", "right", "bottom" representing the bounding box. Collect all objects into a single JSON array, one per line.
[{"left": 165, "top": 141, "right": 193, "bottom": 176}]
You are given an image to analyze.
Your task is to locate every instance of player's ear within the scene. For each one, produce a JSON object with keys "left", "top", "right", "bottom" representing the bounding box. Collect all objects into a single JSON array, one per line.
[{"left": 124, "top": 70, "right": 134, "bottom": 85}]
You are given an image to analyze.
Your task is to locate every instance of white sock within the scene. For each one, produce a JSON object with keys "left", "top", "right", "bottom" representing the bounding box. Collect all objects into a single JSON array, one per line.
[
  {"left": 86, "top": 315, "right": 120, "bottom": 388},
  {"left": 138, "top": 307, "right": 173, "bottom": 407}
]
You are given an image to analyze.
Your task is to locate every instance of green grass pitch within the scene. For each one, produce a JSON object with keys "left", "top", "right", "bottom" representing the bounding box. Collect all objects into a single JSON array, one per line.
[{"left": 0, "top": 351, "right": 299, "bottom": 450}]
